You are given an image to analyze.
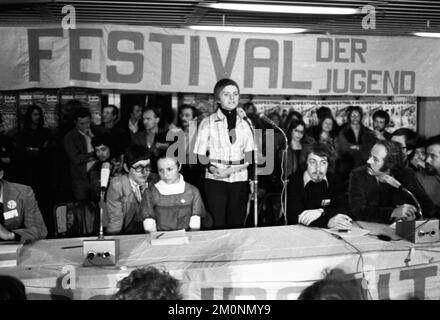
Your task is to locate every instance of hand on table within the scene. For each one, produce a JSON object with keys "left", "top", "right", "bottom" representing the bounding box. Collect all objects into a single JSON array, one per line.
[
  {"left": 298, "top": 209, "right": 323, "bottom": 226},
  {"left": 327, "top": 214, "right": 353, "bottom": 229},
  {"left": 0, "top": 224, "right": 15, "bottom": 241}
]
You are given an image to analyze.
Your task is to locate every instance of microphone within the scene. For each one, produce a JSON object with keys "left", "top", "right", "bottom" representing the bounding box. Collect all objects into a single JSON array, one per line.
[
  {"left": 380, "top": 174, "right": 423, "bottom": 220},
  {"left": 100, "top": 162, "right": 111, "bottom": 191},
  {"left": 380, "top": 174, "right": 402, "bottom": 189},
  {"left": 259, "top": 114, "right": 279, "bottom": 128}
]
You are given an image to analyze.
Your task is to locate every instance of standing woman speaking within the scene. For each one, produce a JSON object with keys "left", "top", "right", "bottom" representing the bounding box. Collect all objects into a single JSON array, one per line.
[{"left": 194, "top": 79, "right": 255, "bottom": 229}]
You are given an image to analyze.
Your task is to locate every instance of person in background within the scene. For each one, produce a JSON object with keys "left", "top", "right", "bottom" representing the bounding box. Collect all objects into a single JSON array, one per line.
[
  {"left": 194, "top": 78, "right": 254, "bottom": 229},
  {"left": 113, "top": 266, "right": 182, "bottom": 300},
  {"left": 14, "top": 104, "right": 53, "bottom": 235},
  {"left": 337, "top": 105, "right": 377, "bottom": 184},
  {"left": 64, "top": 107, "right": 96, "bottom": 201},
  {"left": 0, "top": 113, "right": 14, "bottom": 181},
  {"left": 104, "top": 146, "right": 159, "bottom": 235},
  {"left": 88, "top": 134, "right": 123, "bottom": 201},
  {"left": 416, "top": 135, "right": 440, "bottom": 208},
  {"left": 372, "top": 110, "right": 392, "bottom": 140},
  {"left": 131, "top": 107, "right": 169, "bottom": 160},
  {"left": 298, "top": 268, "right": 365, "bottom": 300},
  {"left": 94, "top": 105, "right": 129, "bottom": 158},
  {"left": 305, "top": 114, "right": 338, "bottom": 152},
  {"left": 287, "top": 143, "right": 352, "bottom": 229},
  {"left": 283, "top": 109, "right": 303, "bottom": 132},
  {"left": 141, "top": 154, "right": 206, "bottom": 232},
  {"left": 0, "top": 161, "right": 47, "bottom": 243},
  {"left": 348, "top": 140, "right": 437, "bottom": 224},
  {"left": 175, "top": 104, "right": 204, "bottom": 190},
  {"left": 121, "top": 103, "right": 144, "bottom": 137},
  {"left": 278, "top": 119, "right": 306, "bottom": 180},
  {"left": 0, "top": 275, "right": 27, "bottom": 300},
  {"left": 409, "top": 136, "right": 426, "bottom": 172},
  {"left": 391, "top": 128, "right": 419, "bottom": 167}
]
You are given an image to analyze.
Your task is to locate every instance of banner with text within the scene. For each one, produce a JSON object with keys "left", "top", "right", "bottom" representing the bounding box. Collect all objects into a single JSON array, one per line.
[{"left": 1, "top": 24, "right": 440, "bottom": 96}]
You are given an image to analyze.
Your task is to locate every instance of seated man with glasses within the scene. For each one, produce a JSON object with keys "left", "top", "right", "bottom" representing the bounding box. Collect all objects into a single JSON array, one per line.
[{"left": 104, "top": 145, "right": 159, "bottom": 235}]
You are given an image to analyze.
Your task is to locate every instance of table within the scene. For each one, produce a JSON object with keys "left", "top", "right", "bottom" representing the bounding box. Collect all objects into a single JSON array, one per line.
[{"left": 1, "top": 222, "right": 440, "bottom": 300}]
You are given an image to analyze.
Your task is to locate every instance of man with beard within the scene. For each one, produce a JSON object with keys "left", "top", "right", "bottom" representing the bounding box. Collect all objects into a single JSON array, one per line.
[
  {"left": 348, "top": 140, "right": 437, "bottom": 224},
  {"left": 287, "top": 143, "right": 352, "bottom": 229},
  {"left": 416, "top": 135, "right": 440, "bottom": 208},
  {"left": 372, "top": 110, "right": 391, "bottom": 140}
]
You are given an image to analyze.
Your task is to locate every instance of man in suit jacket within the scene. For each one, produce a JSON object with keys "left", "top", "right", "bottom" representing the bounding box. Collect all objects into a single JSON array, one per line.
[
  {"left": 105, "top": 146, "right": 159, "bottom": 235},
  {"left": 131, "top": 108, "right": 169, "bottom": 161},
  {"left": 0, "top": 163, "right": 47, "bottom": 243},
  {"left": 64, "top": 107, "right": 97, "bottom": 201},
  {"left": 349, "top": 140, "right": 437, "bottom": 224},
  {"left": 287, "top": 143, "right": 352, "bottom": 229}
]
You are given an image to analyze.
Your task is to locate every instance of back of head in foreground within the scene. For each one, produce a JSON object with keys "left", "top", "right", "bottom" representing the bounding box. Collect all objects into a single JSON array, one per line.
[
  {"left": 113, "top": 266, "right": 182, "bottom": 300},
  {"left": 298, "top": 268, "right": 365, "bottom": 300},
  {"left": 0, "top": 275, "right": 27, "bottom": 300}
]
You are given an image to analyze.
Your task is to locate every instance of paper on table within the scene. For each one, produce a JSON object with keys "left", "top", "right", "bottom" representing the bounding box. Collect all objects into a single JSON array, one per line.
[
  {"left": 151, "top": 229, "right": 189, "bottom": 246},
  {"left": 325, "top": 227, "right": 370, "bottom": 238},
  {"left": 0, "top": 243, "right": 22, "bottom": 268}
]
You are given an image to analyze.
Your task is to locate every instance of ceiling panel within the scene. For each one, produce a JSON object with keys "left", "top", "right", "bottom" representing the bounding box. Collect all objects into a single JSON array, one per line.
[{"left": 0, "top": 0, "right": 439, "bottom": 36}]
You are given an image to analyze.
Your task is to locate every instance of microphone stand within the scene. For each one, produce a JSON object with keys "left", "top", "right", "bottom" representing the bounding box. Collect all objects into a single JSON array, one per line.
[
  {"left": 98, "top": 190, "right": 105, "bottom": 240},
  {"left": 279, "top": 130, "right": 288, "bottom": 225},
  {"left": 244, "top": 117, "right": 259, "bottom": 227}
]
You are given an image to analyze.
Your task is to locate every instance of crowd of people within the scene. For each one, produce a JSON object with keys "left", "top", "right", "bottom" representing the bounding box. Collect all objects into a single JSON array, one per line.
[
  {"left": 0, "top": 78, "right": 439, "bottom": 242},
  {"left": 1, "top": 78, "right": 439, "bottom": 301}
]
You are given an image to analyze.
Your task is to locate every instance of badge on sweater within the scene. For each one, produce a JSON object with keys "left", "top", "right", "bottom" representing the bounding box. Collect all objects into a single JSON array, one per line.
[
  {"left": 321, "top": 199, "right": 331, "bottom": 207},
  {"left": 7, "top": 200, "right": 16, "bottom": 210},
  {"left": 4, "top": 209, "right": 18, "bottom": 220}
]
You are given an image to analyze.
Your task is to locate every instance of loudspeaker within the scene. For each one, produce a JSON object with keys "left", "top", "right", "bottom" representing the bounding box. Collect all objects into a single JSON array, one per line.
[
  {"left": 396, "top": 219, "right": 440, "bottom": 243},
  {"left": 83, "top": 239, "right": 120, "bottom": 267}
]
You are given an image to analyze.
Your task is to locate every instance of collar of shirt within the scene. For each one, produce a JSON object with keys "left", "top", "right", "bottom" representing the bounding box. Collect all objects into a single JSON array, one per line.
[
  {"left": 303, "top": 170, "right": 328, "bottom": 188},
  {"left": 214, "top": 107, "right": 243, "bottom": 123},
  {"left": 155, "top": 174, "right": 186, "bottom": 195}
]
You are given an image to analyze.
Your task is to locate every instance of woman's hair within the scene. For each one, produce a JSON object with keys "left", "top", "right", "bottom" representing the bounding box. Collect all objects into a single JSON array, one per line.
[
  {"left": 213, "top": 78, "right": 239, "bottom": 102},
  {"left": 91, "top": 133, "right": 116, "bottom": 159},
  {"left": 298, "top": 268, "right": 365, "bottom": 300},
  {"left": 287, "top": 119, "right": 306, "bottom": 144},
  {"left": 157, "top": 149, "right": 180, "bottom": 167},
  {"left": 312, "top": 114, "right": 337, "bottom": 139},
  {"left": 24, "top": 104, "right": 44, "bottom": 129},
  {"left": 267, "top": 112, "right": 283, "bottom": 129},
  {"left": 113, "top": 266, "right": 182, "bottom": 300}
]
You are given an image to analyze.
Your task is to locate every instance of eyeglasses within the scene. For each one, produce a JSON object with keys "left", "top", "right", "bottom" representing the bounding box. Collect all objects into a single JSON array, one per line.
[{"left": 131, "top": 165, "right": 151, "bottom": 173}]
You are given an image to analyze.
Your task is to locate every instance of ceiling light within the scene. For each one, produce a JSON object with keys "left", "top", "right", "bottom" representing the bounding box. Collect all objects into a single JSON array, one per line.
[
  {"left": 188, "top": 26, "right": 307, "bottom": 34},
  {"left": 202, "top": 3, "right": 360, "bottom": 15},
  {"left": 413, "top": 32, "right": 440, "bottom": 38}
]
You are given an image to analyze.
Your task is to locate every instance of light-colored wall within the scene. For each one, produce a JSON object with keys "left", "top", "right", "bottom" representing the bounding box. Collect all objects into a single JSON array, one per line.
[{"left": 419, "top": 98, "right": 440, "bottom": 137}]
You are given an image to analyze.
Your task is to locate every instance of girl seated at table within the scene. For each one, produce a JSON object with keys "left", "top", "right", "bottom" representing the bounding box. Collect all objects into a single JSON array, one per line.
[{"left": 141, "top": 153, "right": 206, "bottom": 232}]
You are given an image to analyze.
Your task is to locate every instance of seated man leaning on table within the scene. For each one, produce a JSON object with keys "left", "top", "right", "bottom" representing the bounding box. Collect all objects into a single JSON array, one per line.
[
  {"left": 0, "top": 162, "right": 47, "bottom": 243},
  {"left": 286, "top": 142, "right": 353, "bottom": 229},
  {"left": 104, "top": 145, "right": 159, "bottom": 235},
  {"left": 348, "top": 140, "right": 437, "bottom": 224}
]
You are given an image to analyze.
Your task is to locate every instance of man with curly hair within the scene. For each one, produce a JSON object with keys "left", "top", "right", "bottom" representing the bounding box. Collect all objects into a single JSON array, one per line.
[{"left": 113, "top": 266, "right": 182, "bottom": 300}]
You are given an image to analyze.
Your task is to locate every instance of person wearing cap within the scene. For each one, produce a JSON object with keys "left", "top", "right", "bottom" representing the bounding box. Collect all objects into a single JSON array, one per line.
[
  {"left": 0, "top": 161, "right": 47, "bottom": 243},
  {"left": 104, "top": 145, "right": 159, "bottom": 235},
  {"left": 194, "top": 78, "right": 255, "bottom": 229}
]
